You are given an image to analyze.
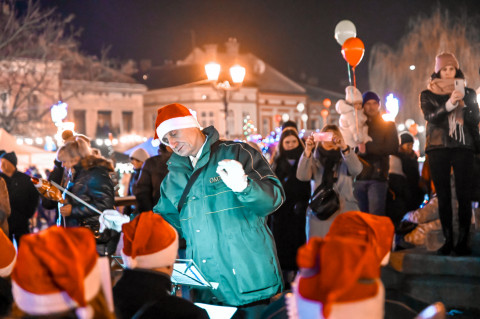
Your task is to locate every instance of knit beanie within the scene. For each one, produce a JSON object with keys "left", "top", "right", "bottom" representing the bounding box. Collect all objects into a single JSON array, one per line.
[
  {"left": 345, "top": 86, "right": 363, "bottom": 104},
  {"left": 0, "top": 230, "right": 16, "bottom": 277},
  {"left": 152, "top": 103, "right": 200, "bottom": 147},
  {"left": 121, "top": 211, "right": 179, "bottom": 269},
  {"left": 0, "top": 152, "right": 17, "bottom": 167},
  {"left": 362, "top": 91, "right": 380, "bottom": 107},
  {"left": 435, "top": 52, "right": 459, "bottom": 73},
  {"left": 129, "top": 148, "right": 150, "bottom": 163},
  {"left": 399, "top": 132, "right": 415, "bottom": 145},
  {"left": 11, "top": 226, "right": 101, "bottom": 318}
]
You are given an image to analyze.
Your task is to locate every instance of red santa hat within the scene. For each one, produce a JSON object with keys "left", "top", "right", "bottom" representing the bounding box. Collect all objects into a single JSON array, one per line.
[
  {"left": 326, "top": 211, "right": 394, "bottom": 265},
  {"left": 121, "top": 211, "right": 179, "bottom": 269},
  {"left": 0, "top": 230, "right": 16, "bottom": 277},
  {"left": 11, "top": 227, "right": 101, "bottom": 318},
  {"left": 152, "top": 103, "right": 200, "bottom": 147}
]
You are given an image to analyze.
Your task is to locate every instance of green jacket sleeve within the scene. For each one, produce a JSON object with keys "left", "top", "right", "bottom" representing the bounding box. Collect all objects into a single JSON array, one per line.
[{"left": 153, "top": 183, "right": 183, "bottom": 237}]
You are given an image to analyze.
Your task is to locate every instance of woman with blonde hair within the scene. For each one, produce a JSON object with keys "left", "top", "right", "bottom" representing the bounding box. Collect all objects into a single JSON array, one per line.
[{"left": 56, "top": 137, "right": 118, "bottom": 255}]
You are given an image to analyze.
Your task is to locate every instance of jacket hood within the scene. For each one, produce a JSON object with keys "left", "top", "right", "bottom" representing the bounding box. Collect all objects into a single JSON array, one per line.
[{"left": 79, "top": 155, "right": 115, "bottom": 172}]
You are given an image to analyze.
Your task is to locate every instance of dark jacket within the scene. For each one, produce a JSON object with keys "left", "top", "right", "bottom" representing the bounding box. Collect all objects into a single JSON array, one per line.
[
  {"left": 4, "top": 170, "right": 39, "bottom": 242},
  {"left": 134, "top": 151, "right": 171, "bottom": 213},
  {"left": 356, "top": 114, "right": 399, "bottom": 181},
  {"left": 269, "top": 148, "right": 310, "bottom": 271},
  {"left": 41, "top": 159, "right": 66, "bottom": 210},
  {"left": 64, "top": 156, "right": 115, "bottom": 229},
  {"left": 113, "top": 269, "right": 209, "bottom": 319},
  {"left": 420, "top": 87, "right": 480, "bottom": 153},
  {"left": 123, "top": 168, "right": 141, "bottom": 216}
]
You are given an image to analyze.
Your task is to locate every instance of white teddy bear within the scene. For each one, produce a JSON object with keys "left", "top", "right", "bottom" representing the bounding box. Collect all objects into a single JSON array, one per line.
[{"left": 335, "top": 86, "right": 372, "bottom": 150}]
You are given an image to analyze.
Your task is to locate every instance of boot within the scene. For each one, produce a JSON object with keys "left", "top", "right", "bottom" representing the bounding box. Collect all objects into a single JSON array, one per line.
[
  {"left": 437, "top": 228, "right": 453, "bottom": 256},
  {"left": 454, "top": 225, "right": 471, "bottom": 256}
]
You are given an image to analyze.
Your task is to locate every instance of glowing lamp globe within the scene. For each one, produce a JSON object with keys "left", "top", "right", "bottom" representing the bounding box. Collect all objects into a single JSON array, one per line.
[
  {"left": 230, "top": 65, "right": 246, "bottom": 84},
  {"left": 205, "top": 62, "right": 221, "bottom": 81},
  {"left": 50, "top": 101, "right": 68, "bottom": 123}
]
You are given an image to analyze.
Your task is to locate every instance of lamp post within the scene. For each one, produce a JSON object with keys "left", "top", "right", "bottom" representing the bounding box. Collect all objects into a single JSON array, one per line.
[{"left": 205, "top": 62, "right": 246, "bottom": 139}]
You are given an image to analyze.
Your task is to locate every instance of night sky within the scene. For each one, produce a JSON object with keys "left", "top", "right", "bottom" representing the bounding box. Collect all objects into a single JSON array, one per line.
[{"left": 38, "top": 0, "right": 480, "bottom": 93}]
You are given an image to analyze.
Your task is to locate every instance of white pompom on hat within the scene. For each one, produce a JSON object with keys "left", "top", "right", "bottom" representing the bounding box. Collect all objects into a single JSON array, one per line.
[
  {"left": 0, "top": 230, "right": 16, "bottom": 277},
  {"left": 121, "top": 211, "right": 179, "bottom": 269},
  {"left": 345, "top": 86, "right": 363, "bottom": 105},
  {"left": 11, "top": 227, "right": 101, "bottom": 318},
  {"left": 129, "top": 147, "right": 150, "bottom": 163},
  {"left": 152, "top": 103, "right": 200, "bottom": 146}
]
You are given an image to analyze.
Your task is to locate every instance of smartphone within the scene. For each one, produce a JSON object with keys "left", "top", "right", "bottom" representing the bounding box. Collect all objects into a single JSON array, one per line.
[
  {"left": 454, "top": 79, "right": 465, "bottom": 96},
  {"left": 313, "top": 132, "right": 333, "bottom": 142}
]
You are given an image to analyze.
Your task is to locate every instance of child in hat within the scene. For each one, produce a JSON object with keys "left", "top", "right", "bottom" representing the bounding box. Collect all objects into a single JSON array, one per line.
[
  {"left": 113, "top": 211, "right": 209, "bottom": 319},
  {"left": 10, "top": 226, "right": 114, "bottom": 318},
  {"left": 335, "top": 86, "right": 372, "bottom": 152}
]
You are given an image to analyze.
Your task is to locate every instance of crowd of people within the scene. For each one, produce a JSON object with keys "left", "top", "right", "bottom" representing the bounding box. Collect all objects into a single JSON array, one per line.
[{"left": 0, "top": 51, "right": 477, "bottom": 318}]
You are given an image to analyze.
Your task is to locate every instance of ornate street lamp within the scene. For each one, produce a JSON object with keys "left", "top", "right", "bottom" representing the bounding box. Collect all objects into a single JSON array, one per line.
[{"left": 204, "top": 62, "right": 246, "bottom": 139}]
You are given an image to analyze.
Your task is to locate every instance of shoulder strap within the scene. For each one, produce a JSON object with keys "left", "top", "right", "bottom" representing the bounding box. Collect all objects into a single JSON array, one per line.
[{"left": 177, "top": 140, "right": 222, "bottom": 212}]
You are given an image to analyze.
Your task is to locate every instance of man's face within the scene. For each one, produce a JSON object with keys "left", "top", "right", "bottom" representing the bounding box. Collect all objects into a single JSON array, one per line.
[
  {"left": 0, "top": 158, "right": 15, "bottom": 177},
  {"left": 363, "top": 100, "right": 380, "bottom": 118},
  {"left": 400, "top": 142, "right": 414, "bottom": 154},
  {"left": 162, "top": 127, "right": 205, "bottom": 157}
]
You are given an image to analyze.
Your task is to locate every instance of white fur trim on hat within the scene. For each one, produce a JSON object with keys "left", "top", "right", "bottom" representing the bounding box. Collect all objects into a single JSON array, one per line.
[
  {"left": 12, "top": 259, "right": 101, "bottom": 316},
  {"left": 121, "top": 231, "right": 179, "bottom": 269},
  {"left": 156, "top": 115, "right": 200, "bottom": 144},
  {"left": 0, "top": 254, "right": 16, "bottom": 278}
]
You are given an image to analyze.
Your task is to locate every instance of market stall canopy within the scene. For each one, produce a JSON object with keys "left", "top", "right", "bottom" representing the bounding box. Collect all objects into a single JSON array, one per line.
[
  {"left": 0, "top": 128, "right": 56, "bottom": 173},
  {"left": 123, "top": 138, "right": 159, "bottom": 157}
]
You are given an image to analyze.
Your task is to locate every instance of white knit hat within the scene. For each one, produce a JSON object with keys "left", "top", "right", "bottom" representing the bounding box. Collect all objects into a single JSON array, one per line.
[
  {"left": 121, "top": 211, "right": 179, "bottom": 269},
  {"left": 345, "top": 86, "right": 363, "bottom": 104},
  {"left": 129, "top": 148, "right": 150, "bottom": 163},
  {"left": 152, "top": 103, "right": 200, "bottom": 147}
]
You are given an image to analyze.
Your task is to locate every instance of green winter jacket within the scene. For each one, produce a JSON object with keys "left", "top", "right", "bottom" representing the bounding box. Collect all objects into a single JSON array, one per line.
[{"left": 153, "top": 126, "right": 285, "bottom": 306}]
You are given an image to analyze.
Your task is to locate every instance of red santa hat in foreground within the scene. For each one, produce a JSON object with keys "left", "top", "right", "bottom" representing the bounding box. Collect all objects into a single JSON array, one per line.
[
  {"left": 151, "top": 103, "right": 200, "bottom": 147},
  {"left": 121, "top": 211, "right": 179, "bottom": 269},
  {"left": 0, "top": 230, "right": 16, "bottom": 277},
  {"left": 11, "top": 227, "right": 101, "bottom": 319},
  {"left": 295, "top": 211, "right": 394, "bottom": 318}
]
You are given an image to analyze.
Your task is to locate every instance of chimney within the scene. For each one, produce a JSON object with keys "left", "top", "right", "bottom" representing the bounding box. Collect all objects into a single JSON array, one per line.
[
  {"left": 203, "top": 44, "right": 218, "bottom": 61},
  {"left": 225, "top": 38, "right": 240, "bottom": 56}
]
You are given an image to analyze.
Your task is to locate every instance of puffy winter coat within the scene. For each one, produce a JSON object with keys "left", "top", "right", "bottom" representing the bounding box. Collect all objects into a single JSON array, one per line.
[
  {"left": 64, "top": 156, "right": 115, "bottom": 229},
  {"left": 336, "top": 99, "right": 371, "bottom": 147},
  {"left": 154, "top": 126, "right": 284, "bottom": 306},
  {"left": 420, "top": 87, "right": 480, "bottom": 153}
]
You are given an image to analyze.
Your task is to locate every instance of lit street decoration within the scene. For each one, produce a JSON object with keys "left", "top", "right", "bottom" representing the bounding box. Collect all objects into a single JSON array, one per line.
[
  {"left": 296, "top": 102, "right": 305, "bottom": 112},
  {"left": 50, "top": 101, "right": 68, "bottom": 123},
  {"left": 383, "top": 93, "right": 399, "bottom": 122}
]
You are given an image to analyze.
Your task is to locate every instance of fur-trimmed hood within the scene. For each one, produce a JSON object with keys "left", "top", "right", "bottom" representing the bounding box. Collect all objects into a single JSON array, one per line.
[{"left": 79, "top": 155, "right": 114, "bottom": 172}]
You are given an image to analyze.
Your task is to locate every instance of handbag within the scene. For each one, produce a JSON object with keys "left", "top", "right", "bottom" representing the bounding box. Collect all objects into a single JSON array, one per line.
[
  {"left": 308, "top": 184, "right": 340, "bottom": 220},
  {"left": 308, "top": 158, "right": 340, "bottom": 221}
]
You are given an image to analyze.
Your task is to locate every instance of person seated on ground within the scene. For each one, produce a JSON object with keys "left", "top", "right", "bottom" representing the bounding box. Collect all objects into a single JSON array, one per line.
[
  {"left": 289, "top": 211, "right": 394, "bottom": 319},
  {"left": 10, "top": 226, "right": 114, "bottom": 318},
  {"left": 0, "top": 228, "right": 16, "bottom": 317},
  {"left": 113, "top": 211, "right": 209, "bottom": 319}
]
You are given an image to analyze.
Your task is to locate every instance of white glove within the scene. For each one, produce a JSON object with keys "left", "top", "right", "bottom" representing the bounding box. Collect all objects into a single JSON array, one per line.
[
  {"left": 99, "top": 209, "right": 130, "bottom": 233},
  {"left": 216, "top": 160, "right": 248, "bottom": 192}
]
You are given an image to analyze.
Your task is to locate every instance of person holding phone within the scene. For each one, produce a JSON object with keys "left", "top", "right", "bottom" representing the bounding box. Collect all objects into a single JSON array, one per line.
[
  {"left": 297, "top": 125, "right": 363, "bottom": 238},
  {"left": 420, "top": 52, "right": 480, "bottom": 256}
]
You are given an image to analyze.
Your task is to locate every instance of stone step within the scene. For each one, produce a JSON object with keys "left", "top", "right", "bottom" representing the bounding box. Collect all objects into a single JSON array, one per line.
[{"left": 383, "top": 237, "right": 480, "bottom": 313}]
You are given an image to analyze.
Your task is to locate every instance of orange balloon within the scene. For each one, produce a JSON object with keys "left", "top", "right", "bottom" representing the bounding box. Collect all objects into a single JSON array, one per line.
[
  {"left": 341, "top": 37, "right": 365, "bottom": 68},
  {"left": 323, "top": 98, "right": 332, "bottom": 108}
]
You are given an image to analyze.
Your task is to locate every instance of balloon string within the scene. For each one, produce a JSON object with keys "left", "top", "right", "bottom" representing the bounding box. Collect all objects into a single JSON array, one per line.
[
  {"left": 352, "top": 67, "right": 357, "bottom": 88},
  {"left": 347, "top": 63, "right": 352, "bottom": 86}
]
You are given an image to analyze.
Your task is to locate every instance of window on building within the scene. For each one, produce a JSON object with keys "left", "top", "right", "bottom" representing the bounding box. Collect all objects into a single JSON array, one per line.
[
  {"left": 96, "top": 111, "right": 112, "bottom": 138},
  {"left": 73, "top": 110, "right": 86, "bottom": 135},
  {"left": 122, "top": 111, "right": 133, "bottom": 133}
]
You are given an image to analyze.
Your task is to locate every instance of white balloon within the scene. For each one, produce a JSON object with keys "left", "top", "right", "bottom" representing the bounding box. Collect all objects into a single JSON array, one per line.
[{"left": 334, "top": 20, "right": 357, "bottom": 46}]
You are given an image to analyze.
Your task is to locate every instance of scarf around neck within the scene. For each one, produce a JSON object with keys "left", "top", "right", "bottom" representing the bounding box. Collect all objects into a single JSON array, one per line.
[
  {"left": 427, "top": 78, "right": 466, "bottom": 144},
  {"left": 315, "top": 145, "right": 342, "bottom": 187}
]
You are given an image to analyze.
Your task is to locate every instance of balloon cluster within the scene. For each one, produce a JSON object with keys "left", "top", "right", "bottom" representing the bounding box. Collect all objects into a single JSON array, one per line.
[{"left": 334, "top": 20, "right": 365, "bottom": 87}]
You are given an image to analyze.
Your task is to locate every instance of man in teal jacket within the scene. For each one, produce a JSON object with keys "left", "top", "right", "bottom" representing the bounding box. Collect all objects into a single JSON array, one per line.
[{"left": 152, "top": 103, "right": 284, "bottom": 312}]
